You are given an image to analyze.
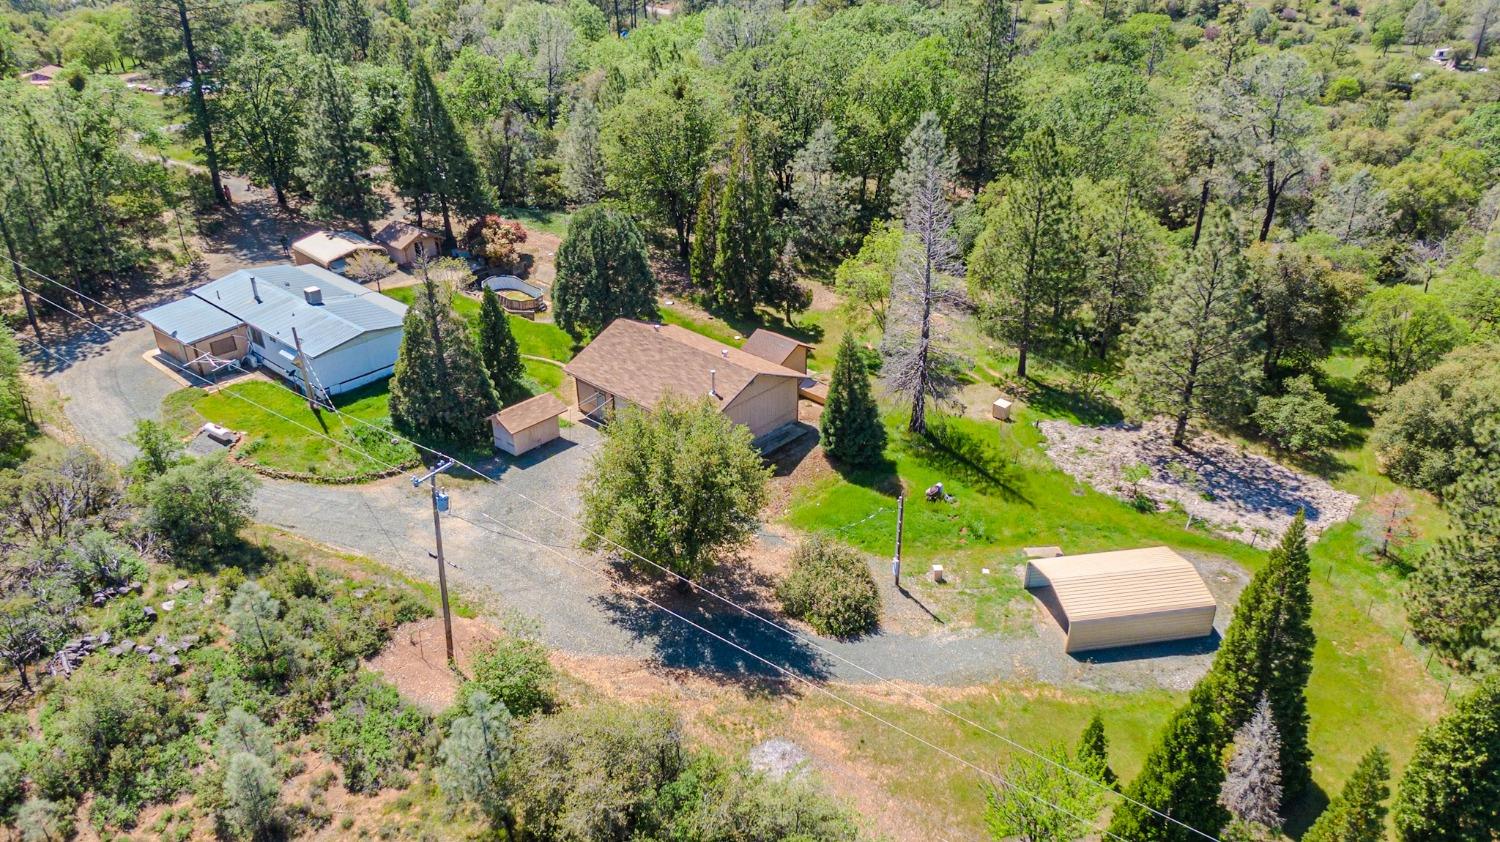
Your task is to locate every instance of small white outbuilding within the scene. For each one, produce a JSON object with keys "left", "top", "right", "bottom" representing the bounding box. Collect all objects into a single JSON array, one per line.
[
  {"left": 489, "top": 393, "right": 567, "bottom": 456},
  {"left": 1023, "top": 546, "right": 1217, "bottom": 654}
]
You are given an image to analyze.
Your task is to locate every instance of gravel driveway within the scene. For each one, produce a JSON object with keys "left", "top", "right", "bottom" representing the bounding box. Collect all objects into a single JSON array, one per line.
[{"left": 37, "top": 330, "right": 1231, "bottom": 691}]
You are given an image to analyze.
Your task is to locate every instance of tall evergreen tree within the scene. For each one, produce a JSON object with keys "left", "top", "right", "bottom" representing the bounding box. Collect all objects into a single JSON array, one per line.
[
  {"left": 1393, "top": 673, "right": 1500, "bottom": 842},
  {"left": 711, "top": 118, "right": 776, "bottom": 318},
  {"left": 475, "top": 288, "right": 523, "bottom": 401},
  {"left": 1075, "top": 714, "right": 1117, "bottom": 789},
  {"left": 131, "top": 0, "right": 229, "bottom": 204},
  {"left": 389, "top": 269, "right": 500, "bottom": 444},
  {"left": 761, "top": 239, "right": 812, "bottom": 325},
  {"left": 560, "top": 97, "right": 606, "bottom": 204},
  {"left": 405, "top": 54, "right": 487, "bottom": 244},
  {"left": 1304, "top": 746, "right": 1390, "bottom": 842},
  {"left": 688, "top": 170, "right": 723, "bottom": 290},
  {"left": 1209, "top": 512, "right": 1316, "bottom": 802},
  {"left": 881, "top": 113, "right": 966, "bottom": 435},
  {"left": 1078, "top": 178, "right": 1169, "bottom": 359},
  {"left": 821, "top": 333, "right": 886, "bottom": 467},
  {"left": 969, "top": 127, "right": 1080, "bottom": 378},
  {"left": 1107, "top": 683, "right": 1231, "bottom": 842},
  {"left": 300, "top": 58, "right": 379, "bottom": 234},
  {"left": 951, "top": 0, "right": 1021, "bottom": 192},
  {"left": 552, "top": 204, "right": 657, "bottom": 339},
  {"left": 1123, "top": 205, "right": 1261, "bottom": 446}
]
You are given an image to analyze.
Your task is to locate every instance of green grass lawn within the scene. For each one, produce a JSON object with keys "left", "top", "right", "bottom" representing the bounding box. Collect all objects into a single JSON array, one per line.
[
  {"left": 783, "top": 381, "right": 1445, "bottom": 831},
  {"left": 382, "top": 287, "right": 576, "bottom": 362},
  {"left": 162, "top": 379, "right": 419, "bottom": 480},
  {"left": 658, "top": 293, "right": 852, "bottom": 378},
  {"left": 497, "top": 206, "right": 571, "bottom": 238}
]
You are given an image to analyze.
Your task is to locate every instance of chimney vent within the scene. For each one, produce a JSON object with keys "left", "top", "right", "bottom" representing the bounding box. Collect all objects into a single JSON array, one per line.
[
  {"left": 250, "top": 276, "right": 260, "bottom": 303},
  {"left": 708, "top": 369, "right": 718, "bottom": 399},
  {"left": 721, "top": 349, "right": 728, "bottom": 359},
  {"left": 303, "top": 286, "right": 323, "bottom": 305}
]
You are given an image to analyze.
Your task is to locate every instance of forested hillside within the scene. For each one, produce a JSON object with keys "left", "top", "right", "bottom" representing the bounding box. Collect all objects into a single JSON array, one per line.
[{"left": 1, "top": 0, "right": 1498, "bottom": 837}]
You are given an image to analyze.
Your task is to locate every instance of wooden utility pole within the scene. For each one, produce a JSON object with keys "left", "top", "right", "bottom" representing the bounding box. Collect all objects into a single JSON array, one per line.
[
  {"left": 290, "top": 327, "right": 316, "bottom": 409},
  {"left": 413, "top": 459, "right": 456, "bottom": 664},
  {"left": 892, "top": 495, "right": 905, "bottom": 587}
]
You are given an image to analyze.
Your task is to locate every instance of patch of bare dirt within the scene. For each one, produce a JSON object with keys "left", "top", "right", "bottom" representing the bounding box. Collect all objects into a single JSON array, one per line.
[
  {"left": 515, "top": 229, "right": 561, "bottom": 289},
  {"left": 1040, "top": 418, "right": 1359, "bottom": 544},
  {"left": 365, "top": 616, "right": 503, "bottom": 713}
]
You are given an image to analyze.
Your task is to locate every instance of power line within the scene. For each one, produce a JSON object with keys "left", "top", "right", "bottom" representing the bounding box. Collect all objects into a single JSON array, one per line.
[
  {"left": 6, "top": 255, "right": 1217, "bottom": 842},
  {"left": 450, "top": 507, "right": 1132, "bottom": 842}
]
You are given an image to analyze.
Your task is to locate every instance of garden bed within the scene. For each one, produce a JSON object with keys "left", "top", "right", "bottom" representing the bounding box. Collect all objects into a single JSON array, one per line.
[{"left": 1039, "top": 418, "right": 1359, "bottom": 545}]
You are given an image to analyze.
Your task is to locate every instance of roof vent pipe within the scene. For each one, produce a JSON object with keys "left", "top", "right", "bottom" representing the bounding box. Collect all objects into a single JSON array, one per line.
[
  {"left": 721, "top": 349, "right": 728, "bottom": 358},
  {"left": 250, "top": 276, "right": 260, "bottom": 303},
  {"left": 708, "top": 369, "right": 718, "bottom": 399}
]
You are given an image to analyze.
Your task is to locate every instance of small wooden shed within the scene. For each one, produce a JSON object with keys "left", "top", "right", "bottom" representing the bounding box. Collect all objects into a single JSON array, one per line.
[
  {"left": 489, "top": 393, "right": 567, "bottom": 456},
  {"left": 373, "top": 221, "right": 442, "bottom": 267},
  {"left": 1023, "top": 546, "right": 1217, "bottom": 654}
]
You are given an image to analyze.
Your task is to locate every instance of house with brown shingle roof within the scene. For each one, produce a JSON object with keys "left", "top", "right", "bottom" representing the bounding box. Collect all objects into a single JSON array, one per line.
[{"left": 564, "top": 319, "right": 802, "bottom": 438}]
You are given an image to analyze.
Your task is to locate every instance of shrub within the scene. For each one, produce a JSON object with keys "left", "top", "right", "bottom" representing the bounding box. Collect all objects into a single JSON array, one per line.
[
  {"left": 0, "top": 752, "right": 21, "bottom": 818},
  {"left": 223, "top": 751, "right": 279, "bottom": 840},
  {"left": 777, "top": 536, "right": 880, "bottom": 639},
  {"left": 1325, "top": 76, "right": 1362, "bottom": 102},
  {"left": 17, "top": 797, "right": 73, "bottom": 842},
  {"left": 511, "top": 703, "right": 684, "bottom": 841},
  {"left": 1371, "top": 345, "right": 1500, "bottom": 494},
  {"left": 321, "top": 673, "right": 430, "bottom": 794},
  {"left": 462, "top": 636, "right": 555, "bottom": 718},
  {"left": 1253, "top": 375, "right": 1345, "bottom": 456},
  {"left": 145, "top": 456, "right": 258, "bottom": 566}
]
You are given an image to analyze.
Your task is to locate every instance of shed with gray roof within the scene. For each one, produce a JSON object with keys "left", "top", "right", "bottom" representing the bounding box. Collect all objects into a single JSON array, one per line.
[{"left": 141, "top": 264, "right": 408, "bottom": 396}]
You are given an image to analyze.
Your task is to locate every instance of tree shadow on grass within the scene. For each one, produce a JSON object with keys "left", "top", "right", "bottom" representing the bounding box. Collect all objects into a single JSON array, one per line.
[
  {"left": 826, "top": 453, "right": 903, "bottom": 497},
  {"left": 698, "top": 300, "right": 827, "bottom": 347},
  {"left": 905, "top": 417, "right": 1029, "bottom": 505},
  {"left": 1283, "top": 781, "right": 1332, "bottom": 840},
  {"left": 1024, "top": 379, "right": 1124, "bottom": 427}
]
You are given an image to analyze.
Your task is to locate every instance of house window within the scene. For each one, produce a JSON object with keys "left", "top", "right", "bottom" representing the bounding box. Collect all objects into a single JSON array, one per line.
[
  {"left": 208, "top": 336, "right": 237, "bottom": 357},
  {"left": 249, "top": 327, "right": 264, "bottom": 347}
]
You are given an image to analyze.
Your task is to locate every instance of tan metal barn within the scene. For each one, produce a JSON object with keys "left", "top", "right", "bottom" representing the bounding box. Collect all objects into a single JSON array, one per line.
[
  {"left": 489, "top": 393, "right": 567, "bottom": 456},
  {"left": 1023, "top": 546, "right": 1217, "bottom": 654}
]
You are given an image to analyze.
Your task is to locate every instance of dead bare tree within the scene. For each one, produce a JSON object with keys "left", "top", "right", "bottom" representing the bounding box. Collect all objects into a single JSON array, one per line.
[{"left": 880, "top": 113, "right": 967, "bottom": 435}]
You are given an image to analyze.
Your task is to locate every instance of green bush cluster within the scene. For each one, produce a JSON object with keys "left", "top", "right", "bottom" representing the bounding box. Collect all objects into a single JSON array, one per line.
[
  {"left": 777, "top": 536, "right": 881, "bottom": 639},
  {"left": 321, "top": 673, "right": 431, "bottom": 794},
  {"left": 460, "top": 635, "right": 556, "bottom": 718}
]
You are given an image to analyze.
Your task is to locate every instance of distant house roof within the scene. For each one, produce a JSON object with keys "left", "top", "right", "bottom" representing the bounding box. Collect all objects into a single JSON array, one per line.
[
  {"left": 21, "top": 65, "right": 62, "bottom": 83},
  {"left": 373, "top": 221, "right": 441, "bottom": 250},
  {"left": 188, "top": 264, "right": 405, "bottom": 357},
  {"left": 564, "top": 319, "right": 802, "bottom": 410},
  {"left": 140, "top": 295, "right": 244, "bottom": 345},
  {"left": 741, "top": 329, "right": 812, "bottom": 367},
  {"left": 491, "top": 392, "right": 567, "bottom": 433},
  {"left": 290, "top": 231, "right": 383, "bottom": 266}
]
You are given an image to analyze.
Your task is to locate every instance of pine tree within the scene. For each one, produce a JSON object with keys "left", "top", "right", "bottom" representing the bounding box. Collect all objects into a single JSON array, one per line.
[
  {"left": 1075, "top": 714, "right": 1118, "bottom": 789},
  {"left": 389, "top": 270, "right": 501, "bottom": 444},
  {"left": 1220, "top": 697, "right": 1284, "bottom": 832},
  {"left": 1106, "top": 684, "right": 1231, "bottom": 842},
  {"left": 761, "top": 239, "right": 811, "bottom": 326},
  {"left": 223, "top": 751, "right": 279, "bottom": 840},
  {"left": 552, "top": 204, "right": 657, "bottom": 339},
  {"left": 689, "top": 169, "right": 723, "bottom": 289},
  {"left": 439, "top": 690, "right": 516, "bottom": 833},
  {"left": 475, "top": 287, "right": 523, "bottom": 401},
  {"left": 1210, "top": 512, "right": 1316, "bottom": 801},
  {"left": 969, "top": 126, "right": 1080, "bottom": 378},
  {"left": 1303, "top": 746, "right": 1390, "bottom": 842},
  {"left": 300, "top": 57, "right": 378, "bottom": 234},
  {"left": 405, "top": 54, "right": 486, "bottom": 244},
  {"left": 1123, "top": 205, "right": 1262, "bottom": 446},
  {"left": 821, "top": 333, "right": 886, "bottom": 467},
  {"left": 881, "top": 112, "right": 966, "bottom": 435},
  {"left": 560, "top": 97, "right": 606, "bottom": 204},
  {"left": 711, "top": 118, "right": 775, "bottom": 318},
  {"left": 1393, "top": 673, "right": 1500, "bottom": 842}
]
